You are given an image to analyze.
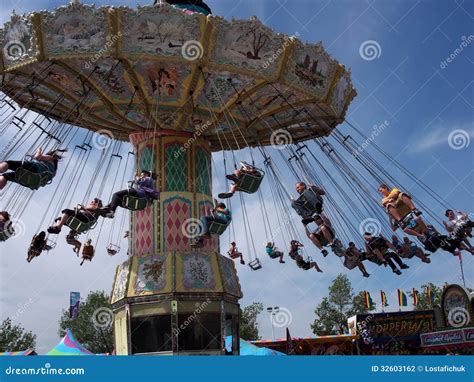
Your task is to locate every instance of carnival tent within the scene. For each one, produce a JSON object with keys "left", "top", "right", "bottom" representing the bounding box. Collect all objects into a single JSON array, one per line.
[
  {"left": 225, "top": 336, "right": 286, "bottom": 356},
  {"left": 46, "top": 329, "right": 94, "bottom": 356},
  {"left": 0, "top": 349, "right": 36, "bottom": 356}
]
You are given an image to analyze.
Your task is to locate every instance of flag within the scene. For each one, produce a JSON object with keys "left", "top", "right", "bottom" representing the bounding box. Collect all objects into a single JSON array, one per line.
[
  {"left": 364, "top": 291, "right": 374, "bottom": 309},
  {"left": 397, "top": 289, "right": 407, "bottom": 307},
  {"left": 380, "top": 290, "right": 388, "bottom": 307},
  {"left": 286, "top": 328, "right": 295, "bottom": 355},
  {"left": 69, "top": 292, "right": 80, "bottom": 319},
  {"left": 426, "top": 286, "right": 434, "bottom": 306},
  {"left": 412, "top": 288, "right": 419, "bottom": 306}
]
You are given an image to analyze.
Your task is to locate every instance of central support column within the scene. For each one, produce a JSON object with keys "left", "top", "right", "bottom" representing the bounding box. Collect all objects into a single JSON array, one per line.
[
  {"left": 129, "top": 131, "right": 218, "bottom": 256},
  {"left": 110, "top": 131, "right": 242, "bottom": 355}
]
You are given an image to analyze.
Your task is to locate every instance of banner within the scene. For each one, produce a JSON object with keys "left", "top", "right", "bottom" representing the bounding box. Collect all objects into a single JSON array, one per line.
[
  {"left": 69, "top": 292, "right": 80, "bottom": 319},
  {"left": 398, "top": 289, "right": 407, "bottom": 307}
]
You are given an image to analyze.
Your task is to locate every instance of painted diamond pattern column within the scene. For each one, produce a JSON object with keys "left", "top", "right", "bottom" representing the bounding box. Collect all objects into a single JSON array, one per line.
[{"left": 163, "top": 196, "right": 192, "bottom": 252}]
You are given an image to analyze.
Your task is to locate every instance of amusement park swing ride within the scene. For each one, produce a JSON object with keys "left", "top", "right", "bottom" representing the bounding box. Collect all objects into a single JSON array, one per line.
[{"left": 0, "top": 0, "right": 472, "bottom": 355}]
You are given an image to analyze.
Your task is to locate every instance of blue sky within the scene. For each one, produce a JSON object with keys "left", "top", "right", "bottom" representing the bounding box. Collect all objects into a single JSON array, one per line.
[{"left": 0, "top": 0, "right": 473, "bottom": 352}]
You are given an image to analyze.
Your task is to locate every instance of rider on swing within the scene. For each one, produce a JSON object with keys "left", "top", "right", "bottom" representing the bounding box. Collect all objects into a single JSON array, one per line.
[
  {"left": 289, "top": 240, "right": 304, "bottom": 259},
  {"left": 218, "top": 161, "right": 262, "bottom": 199},
  {"left": 193, "top": 202, "right": 232, "bottom": 246},
  {"left": 27, "top": 231, "right": 53, "bottom": 263},
  {"left": 363, "top": 232, "right": 409, "bottom": 275},
  {"left": 443, "top": 209, "right": 473, "bottom": 251},
  {"left": 227, "top": 242, "right": 245, "bottom": 265},
  {"left": 294, "top": 253, "right": 323, "bottom": 272},
  {"left": 102, "top": 170, "right": 159, "bottom": 218},
  {"left": 378, "top": 184, "right": 426, "bottom": 238},
  {"left": 304, "top": 214, "right": 334, "bottom": 256},
  {"left": 291, "top": 182, "right": 326, "bottom": 225},
  {"left": 391, "top": 235, "right": 431, "bottom": 263},
  {"left": 0, "top": 148, "right": 65, "bottom": 190},
  {"left": 265, "top": 242, "right": 285, "bottom": 263},
  {"left": 344, "top": 242, "right": 370, "bottom": 277},
  {"left": 48, "top": 198, "right": 104, "bottom": 234}
]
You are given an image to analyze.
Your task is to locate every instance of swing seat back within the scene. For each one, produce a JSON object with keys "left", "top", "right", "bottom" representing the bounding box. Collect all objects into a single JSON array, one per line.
[
  {"left": 15, "top": 167, "right": 53, "bottom": 190},
  {"left": 0, "top": 222, "right": 15, "bottom": 242},
  {"left": 248, "top": 258, "right": 262, "bottom": 270},
  {"left": 123, "top": 195, "right": 150, "bottom": 211},
  {"left": 208, "top": 220, "right": 229, "bottom": 235},
  {"left": 66, "top": 215, "right": 97, "bottom": 234},
  {"left": 235, "top": 171, "right": 264, "bottom": 194},
  {"left": 295, "top": 193, "right": 321, "bottom": 216}
]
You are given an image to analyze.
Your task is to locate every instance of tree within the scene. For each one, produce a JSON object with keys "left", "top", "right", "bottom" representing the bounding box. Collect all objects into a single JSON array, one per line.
[
  {"left": 0, "top": 318, "right": 36, "bottom": 352},
  {"left": 311, "top": 274, "right": 373, "bottom": 336},
  {"left": 240, "top": 302, "right": 263, "bottom": 340},
  {"left": 58, "top": 290, "right": 113, "bottom": 354},
  {"left": 409, "top": 282, "right": 443, "bottom": 310}
]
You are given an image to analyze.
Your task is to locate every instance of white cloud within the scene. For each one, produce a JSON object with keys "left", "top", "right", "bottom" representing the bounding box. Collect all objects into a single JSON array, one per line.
[{"left": 407, "top": 123, "right": 473, "bottom": 154}]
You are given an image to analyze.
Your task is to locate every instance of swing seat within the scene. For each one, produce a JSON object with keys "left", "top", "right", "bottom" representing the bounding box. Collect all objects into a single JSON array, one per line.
[
  {"left": 228, "top": 251, "right": 241, "bottom": 259},
  {"left": 267, "top": 251, "right": 281, "bottom": 259},
  {"left": 208, "top": 220, "right": 230, "bottom": 235},
  {"left": 248, "top": 258, "right": 262, "bottom": 270},
  {"left": 398, "top": 211, "right": 423, "bottom": 232},
  {"left": 301, "top": 256, "right": 313, "bottom": 270},
  {"left": 235, "top": 171, "right": 264, "bottom": 194},
  {"left": 289, "top": 250, "right": 299, "bottom": 260},
  {"left": 15, "top": 167, "right": 54, "bottom": 190},
  {"left": 330, "top": 240, "right": 345, "bottom": 257},
  {"left": 343, "top": 256, "right": 359, "bottom": 270},
  {"left": 65, "top": 216, "right": 97, "bottom": 234},
  {"left": 294, "top": 193, "right": 322, "bottom": 217},
  {"left": 46, "top": 240, "right": 56, "bottom": 250},
  {"left": 123, "top": 195, "right": 150, "bottom": 211},
  {"left": 0, "top": 222, "right": 15, "bottom": 242},
  {"left": 107, "top": 244, "right": 120, "bottom": 256},
  {"left": 28, "top": 248, "right": 41, "bottom": 258}
]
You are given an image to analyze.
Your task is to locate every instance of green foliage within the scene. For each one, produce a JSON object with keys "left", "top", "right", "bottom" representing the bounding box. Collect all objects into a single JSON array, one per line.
[
  {"left": 0, "top": 318, "right": 36, "bottom": 352},
  {"left": 58, "top": 290, "right": 113, "bottom": 354},
  {"left": 311, "top": 274, "right": 373, "bottom": 335},
  {"left": 240, "top": 302, "right": 263, "bottom": 340},
  {"left": 408, "top": 282, "right": 443, "bottom": 310}
]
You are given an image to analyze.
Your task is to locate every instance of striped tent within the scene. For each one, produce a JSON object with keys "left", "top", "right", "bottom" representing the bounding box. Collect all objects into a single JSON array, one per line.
[
  {"left": 225, "top": 336, "right": 286, "bottom": 356},
  {"left": 46, "top": 329, "right": 94, "bottom": 356},
  {"left": 0, "top": 349, "right": 36, "bottom": 356}
]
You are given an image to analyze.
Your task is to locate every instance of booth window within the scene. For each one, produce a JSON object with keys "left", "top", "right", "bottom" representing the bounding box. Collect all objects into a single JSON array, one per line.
[
  {"left": 177, "top": 313, "right": 221, "bottom": 351},
  {"left": 131, "top": 315, "right": 172, "bottom": 354}
]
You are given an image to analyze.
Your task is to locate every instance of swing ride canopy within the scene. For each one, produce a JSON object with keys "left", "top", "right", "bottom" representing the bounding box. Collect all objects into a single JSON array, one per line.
[{"left": 0, "top": 1, "right": 356, "bottom": 150}]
